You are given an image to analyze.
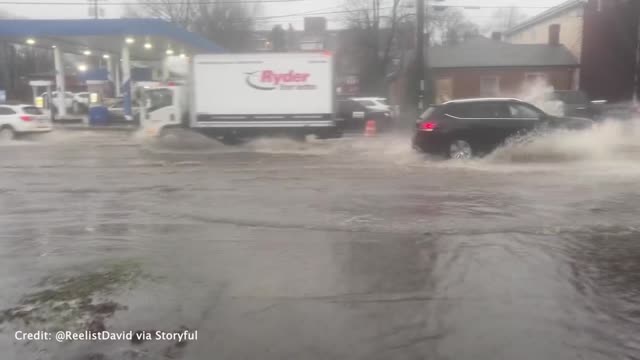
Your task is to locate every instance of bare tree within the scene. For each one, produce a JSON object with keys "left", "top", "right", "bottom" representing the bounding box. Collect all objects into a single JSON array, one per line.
[
  {"left": 136, "top": 0, "right": 198, "bottom": 29},
  {"left": 132, "top": 0, "right": 257, "bottom": 51},
  {"left": 343, "top": 0, "right": 405, "bottom": 94},
  {"left": 427, "top": 8, "right": 479, "bottom": 45},
  {"left": 484, "top": 6, "right": 528, "bottom": 34}
]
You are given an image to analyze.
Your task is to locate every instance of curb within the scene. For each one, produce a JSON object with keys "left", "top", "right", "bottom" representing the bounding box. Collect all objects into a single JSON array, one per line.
[{"left": 55, "top": 126, "right": 139, "bottom": 132}]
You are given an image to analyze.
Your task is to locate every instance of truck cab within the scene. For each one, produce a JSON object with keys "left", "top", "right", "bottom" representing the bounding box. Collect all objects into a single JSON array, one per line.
[{"left": 140, "top": 85, "right": 188, "bottom": 136}]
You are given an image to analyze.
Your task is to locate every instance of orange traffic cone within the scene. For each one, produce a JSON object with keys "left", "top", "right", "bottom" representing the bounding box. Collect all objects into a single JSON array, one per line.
[{"left": 364, "top": 120, "right": 377, "bottom": 137}]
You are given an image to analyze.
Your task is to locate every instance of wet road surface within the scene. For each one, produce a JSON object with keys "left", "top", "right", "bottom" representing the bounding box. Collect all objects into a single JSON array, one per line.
[{"left": 1, "top": 124, "right": 640, "bottom": 360}]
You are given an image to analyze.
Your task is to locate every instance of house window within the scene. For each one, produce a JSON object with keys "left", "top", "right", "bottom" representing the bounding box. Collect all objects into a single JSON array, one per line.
[
  {"left": 525, "top": 72, "right": 548, "bottom": 84},
  {"left": 480, "top": 77, "right": 500, "bottom": 97},
  {"left": 436, "top": 77, "right": 453, "bottom": 103}
]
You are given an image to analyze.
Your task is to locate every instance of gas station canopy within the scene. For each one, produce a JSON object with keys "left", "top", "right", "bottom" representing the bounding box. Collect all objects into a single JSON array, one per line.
[
  {"left": 0, "top": 18, "right": 222, "bottom": 119},
  {"left": 0, "top": 18, "right": 223, "bottom": 58}
]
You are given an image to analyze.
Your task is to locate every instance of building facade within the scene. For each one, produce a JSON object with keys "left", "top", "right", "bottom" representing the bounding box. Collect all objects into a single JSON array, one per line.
[
  {"left": 426, "top": 37, "right": 579, "bottom": 103},
  {"left": 505, "top": 0, "right": 586, "bottom": 61},
  {"left": 505, "top": 0, "right": 640, "bottom": 103}
]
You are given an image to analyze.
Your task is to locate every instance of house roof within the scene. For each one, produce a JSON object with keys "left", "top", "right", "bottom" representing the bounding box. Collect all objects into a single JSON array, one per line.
[
  {"left": 428, "top": 37, "right": 579, "bottom": 68},
  {"left": 505, "top": 0, "right": 587, "bottom": 36}
]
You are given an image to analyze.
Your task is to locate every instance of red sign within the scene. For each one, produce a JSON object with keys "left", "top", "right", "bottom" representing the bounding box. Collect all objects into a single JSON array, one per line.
[{"left": 246, "top": 70, "right": 314, "bottom": 91}]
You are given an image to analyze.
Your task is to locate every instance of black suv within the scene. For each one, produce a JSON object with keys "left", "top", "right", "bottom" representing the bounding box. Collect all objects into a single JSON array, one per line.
[{"left": 413, "top": 98, "right": 593, "bottom": 159}]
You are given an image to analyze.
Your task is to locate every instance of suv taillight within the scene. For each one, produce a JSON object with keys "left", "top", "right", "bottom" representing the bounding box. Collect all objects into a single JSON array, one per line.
[
  {"left": 20, "top": 115, "right": 32, "bottom": 122},
  {"left": 419, "top": 121, "right": 437, "bottom": 132}
]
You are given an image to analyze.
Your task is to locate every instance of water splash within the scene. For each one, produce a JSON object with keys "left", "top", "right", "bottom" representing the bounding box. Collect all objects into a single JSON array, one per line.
[
  {"left": 486, "top": 119, "right": 640, "bottom": 164},
  {"left": 510, "top": 78, "right": 565, "bottom": 116}
]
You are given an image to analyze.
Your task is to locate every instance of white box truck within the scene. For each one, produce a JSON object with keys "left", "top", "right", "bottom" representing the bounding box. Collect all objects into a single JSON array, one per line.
[{"left": 141, "top": 52, "right": 343, "bottom": 141}]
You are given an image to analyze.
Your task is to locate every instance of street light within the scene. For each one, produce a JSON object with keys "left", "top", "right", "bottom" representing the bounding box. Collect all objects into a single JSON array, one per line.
[
  {"left": 102, "top": 54, "right": 110, "bottom": 59},
  {"left": 77, "top": 64, "right": 88, "bottom": 72},
  {"left": 125, "top": 37, "right": 135, "bottom": 44},
  {"left": 83, "top": 50, "right": 92, "bottom": 56},
  {"left": 26, "top": 38, "right": 36, "bottom": 45},
  {"left": 166, "top": 49, "right": 174, "bottom": 56},
  {"left": 144, "top": 42, "right": 153, "bottom": 50}
]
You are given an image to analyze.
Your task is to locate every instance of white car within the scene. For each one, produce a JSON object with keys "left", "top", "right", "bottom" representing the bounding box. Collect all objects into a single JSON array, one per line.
[
  {"left": 74, "top": 92, "right": 90, "bottom": 104},
  {"left": 350, "top": 97, "right": 391, "bottom": 112},
  {"left": 41, "top": 91, "right": 74, "bottom": 110},
  {"left": 0, "top": 104, "right": 53, "bottom": 140},
  {"left": 108, "top": 99, "right": 142, "bottom": 122},
  {"left": 350, "top": 97, "right": 400, "bottom": 120},
  {"left": 72, "top": 92, "right": 91, "bottom": 113}
]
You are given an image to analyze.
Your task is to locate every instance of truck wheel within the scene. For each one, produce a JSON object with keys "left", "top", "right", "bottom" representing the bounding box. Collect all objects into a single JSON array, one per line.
[
  {"left": 316, "top": 128, "right": 343, "bottom": 140},
  {"left": 133, "top": 113, "right": 141, "bottom": 125},
  {"left": 289, "top": 133, "right": 307, "bottom": 142},
  {"left": 157, "top": 127, "right": 175, "bottom": 139},
  {"left": 0, "top": 126, "right": 16, "bottom": 141},
  {"left": 221, "top": 134, "right": 242, "bottom": 145}
]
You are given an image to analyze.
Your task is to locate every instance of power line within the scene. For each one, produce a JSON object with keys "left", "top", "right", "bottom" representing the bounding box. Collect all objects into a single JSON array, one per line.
[
  {"left": 0, "top": 1, "right": 558, "bottom": 7},
  {"left": 0, "top": 0, "right": 304, "bottom": 4},
  {"left": 249, "top": 4, "right": 559, "bottom": 23}
]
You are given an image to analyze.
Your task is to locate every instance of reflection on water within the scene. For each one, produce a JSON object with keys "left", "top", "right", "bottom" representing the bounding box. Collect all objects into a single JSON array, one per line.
[{"left": 0, "top": 130, "right": 640, "bottom": 359}]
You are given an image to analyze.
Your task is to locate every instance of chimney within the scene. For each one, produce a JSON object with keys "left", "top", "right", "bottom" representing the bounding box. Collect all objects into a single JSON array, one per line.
[
  {"left": 548, "top": 24, "right": 561, "bottom": 45},
  {"left": 491, "top": 32, "right": 502, "bottom": 41}
]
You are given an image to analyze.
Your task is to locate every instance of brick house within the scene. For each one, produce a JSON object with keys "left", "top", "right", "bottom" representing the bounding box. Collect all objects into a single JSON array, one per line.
[
  {"left": 427, "top": 37, "right": 578, "bottom": 103},
  {"left": 505, "top": 0, "right": 586, "bottom": 63},
  {"left": 505, "top": 0, "right": 640, "bottom": 102}
]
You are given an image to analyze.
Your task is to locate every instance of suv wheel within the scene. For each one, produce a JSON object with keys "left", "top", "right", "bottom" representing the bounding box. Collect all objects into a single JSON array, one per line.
[
  {"left": 449, "top": 139, "right": 473, "bottom": 159},
  {"left": 0, "top": 126, "right": 16, "bottom": 141}
]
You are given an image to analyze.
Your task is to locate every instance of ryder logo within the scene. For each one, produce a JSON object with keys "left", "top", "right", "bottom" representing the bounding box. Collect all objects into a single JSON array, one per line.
[{"left": 245, "top": 70, "right": 316, "bottom": 91}]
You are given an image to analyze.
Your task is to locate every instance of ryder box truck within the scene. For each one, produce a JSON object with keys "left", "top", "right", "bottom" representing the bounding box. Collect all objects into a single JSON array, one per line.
[{"left": 141, "top": 52, "right": 343, "bottom": 141}]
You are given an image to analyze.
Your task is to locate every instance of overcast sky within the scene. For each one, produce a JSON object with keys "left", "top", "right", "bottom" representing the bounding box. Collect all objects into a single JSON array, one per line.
[{"left": 0, "top": 0, "right": 568, "bottom": 29}]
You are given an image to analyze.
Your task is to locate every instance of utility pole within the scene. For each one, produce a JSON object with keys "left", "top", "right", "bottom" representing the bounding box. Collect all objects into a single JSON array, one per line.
[
  {"left": 634, "top": 9, "right": 640, "bottom": 105},
  {"left": 88, "top": 0, "right": 104, "bottom": 19},
  {"left": 415, "top": 0, "right": 426, "bottom": 111}
]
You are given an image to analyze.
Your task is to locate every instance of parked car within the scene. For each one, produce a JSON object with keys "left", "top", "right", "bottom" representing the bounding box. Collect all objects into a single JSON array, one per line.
[
  {"left": 545, "top": 90, "right": 607, "bottom": 120},
  {"left": 41, "top": 91, "right": 74, "bottom": 111},
  {"left": 72, "top": 92, "right": 91, "bottom": 113},
  {"left": 337, "top": 98, "right": 394, "bottom": 133},
  {"left": 0, "top": 104, "right": 53, "bottom": 140},
  {"left": 108, "top": 99, "right": 141, "bottom": 122},
  {"left": 350, "top": 97, "right": 391, "bottom": 111},
  {"left": 413, "top": 98, "right": 594, "bottom": 159}
]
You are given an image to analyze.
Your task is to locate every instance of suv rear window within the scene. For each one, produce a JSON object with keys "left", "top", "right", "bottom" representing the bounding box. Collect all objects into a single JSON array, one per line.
[
  {"left": 0, "top": 107, "right": 15, "bottom": 115},
  {"left": 420, "top": 106, "right": 439, "bottom": 120},
  {"left": 444, "top": 103, "right": 469, "bottom": 118},
  {"left": 468, "top": 103, "right": 510, "bottom": 118},
  {"left": 22, "top": 107, "right": 43, "bottom": 115}
]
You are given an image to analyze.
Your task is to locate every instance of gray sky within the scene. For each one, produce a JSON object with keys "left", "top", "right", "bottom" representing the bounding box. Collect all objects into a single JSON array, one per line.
[{"left": 0, "top": 0, "right": 568, "bottom": 29}]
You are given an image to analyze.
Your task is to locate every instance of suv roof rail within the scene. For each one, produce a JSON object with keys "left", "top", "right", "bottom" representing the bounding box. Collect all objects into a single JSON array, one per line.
[{"left": 443, "top": 97, "right": 524, "bottom": 104}]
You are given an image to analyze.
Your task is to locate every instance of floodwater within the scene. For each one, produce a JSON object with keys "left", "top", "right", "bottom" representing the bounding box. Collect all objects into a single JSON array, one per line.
[{"left": 1, "top": 121, "right": 640, "bottom": 360}]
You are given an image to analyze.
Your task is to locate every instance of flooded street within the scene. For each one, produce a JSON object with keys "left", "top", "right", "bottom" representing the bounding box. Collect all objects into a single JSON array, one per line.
[{"left": 1, "top": 125, "right": 640, "bottom": 360}]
